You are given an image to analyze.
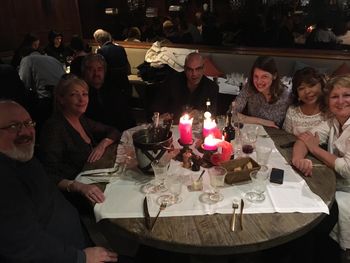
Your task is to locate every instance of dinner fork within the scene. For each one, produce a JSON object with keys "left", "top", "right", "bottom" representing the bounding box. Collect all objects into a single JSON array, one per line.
[
  {"left": 151, "top": 202, "right": 167, "bottom": 231},
  {"left": 231, "top": 202, "right": 239, "bottom": 231}
]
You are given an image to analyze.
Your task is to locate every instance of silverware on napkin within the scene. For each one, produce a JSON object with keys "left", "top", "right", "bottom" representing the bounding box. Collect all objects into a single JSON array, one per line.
[
  {"left": 231, "top": 202, "right": 239, "bottom": 231},
  {"left": 240, "top": 199, "right": 244, "bottom": 230},
  {"left": 143, "top": 197, "right": 151, "bottom": 230}
]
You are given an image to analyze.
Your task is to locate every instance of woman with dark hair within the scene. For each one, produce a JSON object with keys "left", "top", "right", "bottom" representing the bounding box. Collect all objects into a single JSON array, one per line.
[
  {"left": 233, "top": 56, "right": 293, "bottom": 128},
  {"left": 283, "top": 67, "right": 327, "bottom": 135},
  {"left": 11, "top": 33, "right": 40, "bottom": 70}
]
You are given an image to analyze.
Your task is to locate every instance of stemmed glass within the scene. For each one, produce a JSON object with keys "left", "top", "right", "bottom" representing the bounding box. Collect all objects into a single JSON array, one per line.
[
  {"left": 157, "top": 174, "right": 183, "bottom": 206},
  {"left": 245, "top": 165, "right": 270, "bottom": 202},
  {"left": 200, "top": 166, "right": 227, "bottom": 204},
  {"left": 143, "top": 159, "right": 170, "bottom": 194}
]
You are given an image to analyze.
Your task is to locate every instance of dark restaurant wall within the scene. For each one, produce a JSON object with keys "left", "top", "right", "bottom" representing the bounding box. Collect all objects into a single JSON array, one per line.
[{"left": 0, "top": 0, "right": 81, "bottom": 53}]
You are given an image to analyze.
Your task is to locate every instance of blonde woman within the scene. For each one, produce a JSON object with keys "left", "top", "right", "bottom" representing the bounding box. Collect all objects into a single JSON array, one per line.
[
  {"left": 39, "top": 74, "right": 120, "bottom": 206},
  {"left": 292, "top": 75, "right": 350, "bottom": 260}
]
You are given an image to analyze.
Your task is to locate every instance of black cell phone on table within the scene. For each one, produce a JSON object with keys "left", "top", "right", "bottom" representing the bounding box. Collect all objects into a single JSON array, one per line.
[{"left": 270, "top": 168, "right": 284, "bottom": 184}]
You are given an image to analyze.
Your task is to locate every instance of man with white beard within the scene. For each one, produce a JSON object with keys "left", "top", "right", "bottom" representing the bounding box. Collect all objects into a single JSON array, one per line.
[{"left": 0, "top": 100, "right": 118, "bottom": 262}]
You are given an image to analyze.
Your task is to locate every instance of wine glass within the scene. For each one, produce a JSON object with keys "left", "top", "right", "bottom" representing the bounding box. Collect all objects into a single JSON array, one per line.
[
  {"left": 245, "top": 165, "right": 270, "bottom": 202},
  {"left": 142, "top": 159, "right": 170, "bottom": 194},
  {"left": 157, "top": 174, "right": 183, "bottom": 206}
]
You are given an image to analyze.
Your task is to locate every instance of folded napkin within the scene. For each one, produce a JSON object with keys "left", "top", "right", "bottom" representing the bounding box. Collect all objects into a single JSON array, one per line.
[
  {"left": 75, "top": 167, "right": 121, "bottom": 184},
  {"left": 267, "top": 180, "right": 329, "bottom": 214}
]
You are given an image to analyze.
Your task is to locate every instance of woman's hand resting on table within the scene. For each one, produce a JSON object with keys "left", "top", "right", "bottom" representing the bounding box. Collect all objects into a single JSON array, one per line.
[
  {"left": 75, "top": 181, "right": 105, "bottom": 203},
  {"left": 291, "top": 158, "right": 313, "bottom": 177},
  {"left": 259, "top": 118, "right": 279, "bottom": 129},
  {"left": 87, "top": 138, "right": 114, "bottom": 163},
  {"left": 84, "top": 247, "right": 118, "bottom": 263},
  {"left": 297, "top": 131, "right": 320, "bottom": 154}
]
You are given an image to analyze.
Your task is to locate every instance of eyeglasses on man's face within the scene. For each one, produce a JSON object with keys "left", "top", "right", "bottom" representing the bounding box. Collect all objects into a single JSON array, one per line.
[{"left": 0, "top": 120, "right": 36, "bottom": 133}]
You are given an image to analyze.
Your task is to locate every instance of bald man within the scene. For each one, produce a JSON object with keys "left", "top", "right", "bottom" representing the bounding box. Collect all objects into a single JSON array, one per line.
[
  {"left": 152, "top": 52, "right": 219, "bottom": 121},
  {"left": 0, "top": 100, "right": 117, "bottom": 262}
]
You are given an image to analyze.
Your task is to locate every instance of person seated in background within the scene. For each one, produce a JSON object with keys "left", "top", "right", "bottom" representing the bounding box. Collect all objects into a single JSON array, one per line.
[
  {"left": 292, "top": 75, "right": 350, "bottom": 262},
  {"left": 69, "top": 34, "right": 91, "bottom": 77},
  {"left": 151, "top": 52, "right": 219, "bottom": 122},
  {"left": 44, "top": 30, "right": 68, "bottom": 64},
  {"left": 283, "top": 67, "right": 327, "bottom": 135},
  {"left": 305, "top": 20, "right": 340, "bottom": 49},
  {"left": 0, "top": 100, "right": 118, "bottom": 263},
  {"left": 82, "top": 54, "right": 136, "bottom": 132},
  {"left": 18, "top": 47, "right": 65, "bottom": 131},
  {"left": 38, "top": 74, "right": 121, "bottom": 211},
  {"left": 93, "top": 29, "right": 132, "bottom": 98},
  {"left": 0, "top": 64, "right": 31, "bottom": 109},
  {"left": 124, "top": 27, "right": 142, "bottom": 42},
  {"left": 233, "top": 56, "right": 293, "bottom": 128},
  {"left": 11, "top": 33, "right": 41, "bottom": 70}
]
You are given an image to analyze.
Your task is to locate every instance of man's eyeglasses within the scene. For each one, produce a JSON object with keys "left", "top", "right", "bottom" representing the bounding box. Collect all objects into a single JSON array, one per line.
[{"left": 0, "top": 120, "right": 36, "bottom": 132}]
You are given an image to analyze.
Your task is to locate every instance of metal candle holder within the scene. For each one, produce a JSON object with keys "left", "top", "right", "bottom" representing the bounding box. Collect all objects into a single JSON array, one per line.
[
  {"left": 176, "top": 139, "right": 194, "bottom": 162},
  {"left": 201, "top": 144, "right": 217, "bottom": 168}
]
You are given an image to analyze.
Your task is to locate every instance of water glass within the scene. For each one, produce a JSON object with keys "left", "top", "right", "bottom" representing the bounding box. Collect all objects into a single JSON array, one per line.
[
  {"left": 142, "top": 159, "right": 170, "bottom": 194},
  {"left": 245, "top": 165, "right": 270, "bottom": 202},
  {"left": 208, "top": 166, "right": 227, "bottom": 202},
  {"left": 157, "top": 174, "right": 183, "bottom": 206},
  {"left": 255, "top": 146, "right": 272, "bottom": 165}
]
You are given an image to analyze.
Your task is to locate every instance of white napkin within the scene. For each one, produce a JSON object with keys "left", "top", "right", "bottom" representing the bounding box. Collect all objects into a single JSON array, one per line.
[
  {"left": 267, "top": 181, "right": 329, "bottom": 214},
  {"left": 75, "top": 167, "right": 121, "bottom": 184}
]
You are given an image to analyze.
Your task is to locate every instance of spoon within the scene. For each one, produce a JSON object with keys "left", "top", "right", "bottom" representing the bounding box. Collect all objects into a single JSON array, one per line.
[
  {"left": 196, "top": 170, "right": 205, "bottom": 182},
  {"left": 231, "top": 202, "right": 239, "bottom": 231}
]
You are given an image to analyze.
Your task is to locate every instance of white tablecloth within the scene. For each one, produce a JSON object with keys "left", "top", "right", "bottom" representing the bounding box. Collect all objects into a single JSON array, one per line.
[{"left": 76, "top": 125, "right": 329, "bottom": 222}]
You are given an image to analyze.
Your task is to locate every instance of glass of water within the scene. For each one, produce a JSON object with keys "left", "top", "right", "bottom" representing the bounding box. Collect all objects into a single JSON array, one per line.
[{"left": 245, "top": 165, "right": 270, "bottom": 202}]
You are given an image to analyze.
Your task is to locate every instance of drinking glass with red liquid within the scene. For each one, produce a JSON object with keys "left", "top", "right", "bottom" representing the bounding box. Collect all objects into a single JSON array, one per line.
[{"left": 241, "top": 127, "right": 258, "bottom": 155}]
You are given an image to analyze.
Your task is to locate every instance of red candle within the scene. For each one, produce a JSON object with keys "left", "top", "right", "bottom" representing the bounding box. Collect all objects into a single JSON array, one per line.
[
  {"left": 203, "top": 111, "right": 216, "bottom": 138},
  {"left": 203, "top": 134, "right": 218, "bottom": 151},
  {"left": 179, "top": 114, "right": 193, "bottom": 145}
]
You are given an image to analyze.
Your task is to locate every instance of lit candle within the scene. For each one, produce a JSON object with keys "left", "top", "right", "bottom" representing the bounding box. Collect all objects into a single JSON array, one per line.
[
  {"left": 179, "top": 114, "right": 193, "bottom": 145},
  {"left": 203, "top": 111, "right": 217, "bottom": 138},
  {"left": 203, "top": 134, "right": 218, "bottom": 151}
]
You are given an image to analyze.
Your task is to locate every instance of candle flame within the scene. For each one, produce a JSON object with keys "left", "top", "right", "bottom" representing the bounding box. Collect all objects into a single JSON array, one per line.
[
  {"left": 203, "top": 112, "right": 216, "bottom": 129},
  {"left": 204, "top": 134, "right": 220, "bottom": 146},
  {"left": 180, "top": 113, "right": 193, "bottom": 124}
]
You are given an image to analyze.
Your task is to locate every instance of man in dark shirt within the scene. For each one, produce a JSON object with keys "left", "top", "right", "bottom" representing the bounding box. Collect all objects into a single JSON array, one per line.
[
  {"left": 93, "top": 29, "right": 132, "bottom": 98},
  {"left": 0, "top": 100, "right": 118, "bottom": 262},
  {"left": 82, "top": 54, "right": 135, "bottom": 132},
  {"left": 152, "top": 52, "right": 219, "bottom": 121}
]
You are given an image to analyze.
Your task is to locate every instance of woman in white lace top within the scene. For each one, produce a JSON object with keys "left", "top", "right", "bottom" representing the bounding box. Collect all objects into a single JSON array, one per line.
[{"left": 283, "top": 67, "right": 327, "bottom": 135}]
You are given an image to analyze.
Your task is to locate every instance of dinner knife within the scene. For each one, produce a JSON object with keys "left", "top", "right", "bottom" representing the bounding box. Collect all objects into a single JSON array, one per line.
[
  {"left": 240, "top": 199, "right": 244, "bottom": 230},
  {"left": 143, "top": 197, "right": 151, "bottom": 230}
]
